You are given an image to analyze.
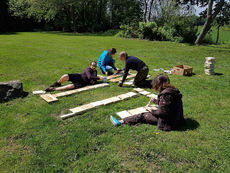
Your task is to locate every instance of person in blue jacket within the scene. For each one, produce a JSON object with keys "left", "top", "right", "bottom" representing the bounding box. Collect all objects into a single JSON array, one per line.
[{"left": 98, "top": 48, "right": 118, "bottom": 76}]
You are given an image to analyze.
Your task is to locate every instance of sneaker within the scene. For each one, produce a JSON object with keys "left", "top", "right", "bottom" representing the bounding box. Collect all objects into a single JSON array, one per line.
[
  {"left": 50, "top": 82, "right": 61, "bottom": 87},
  {"left": 110, "top": 116, "right": 121, "bottom": 126},
  {"left": 45, "top": 87, "right": 56, "bottom": 92}
]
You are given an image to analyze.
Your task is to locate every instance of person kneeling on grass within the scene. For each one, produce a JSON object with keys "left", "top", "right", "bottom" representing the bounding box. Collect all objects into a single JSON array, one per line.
[
  {"left": 118, "top": 51, "right": 151, "bottom": 88},
  {"left": 111, "top": 74, "right": 185, "bottom": 131},
  {"left": 45, "top": 61, "right": 104, "bottom": 92},
  {"left": 98, "top": 48, "right": 119, "bottom": 76}
]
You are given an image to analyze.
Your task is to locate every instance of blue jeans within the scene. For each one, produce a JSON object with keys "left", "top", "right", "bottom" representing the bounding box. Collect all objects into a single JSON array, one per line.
[{"left": 105, "top": 66, "right": 113, "bottom": 72}]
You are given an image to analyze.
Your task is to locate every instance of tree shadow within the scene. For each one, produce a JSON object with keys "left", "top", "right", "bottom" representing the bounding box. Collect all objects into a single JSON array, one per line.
[
  {"left": 175, "top": 117, "right": 200, "bottom": 131},
  {"left": 0, "top": 32, "right": 18, "bottom": 35}
]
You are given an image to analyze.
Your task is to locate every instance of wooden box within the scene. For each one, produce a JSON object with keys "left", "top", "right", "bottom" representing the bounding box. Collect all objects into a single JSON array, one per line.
[{"left": 172, "top": 65, "right": 193, "bottom": 76}]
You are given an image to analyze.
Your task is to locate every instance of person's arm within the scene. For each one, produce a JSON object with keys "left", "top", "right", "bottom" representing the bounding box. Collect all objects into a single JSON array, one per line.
[
  {"left": 151, "top": 95, "right": 172, "bottom": 118},
  {"left": 100, "top": 52, "right": 108, "bottom": 73},
  {"left": 119, "top": 64, "right": 129, "bottom": 87},
  {"left": 111, "top": 58, "right": 117, "bottom": 71}
]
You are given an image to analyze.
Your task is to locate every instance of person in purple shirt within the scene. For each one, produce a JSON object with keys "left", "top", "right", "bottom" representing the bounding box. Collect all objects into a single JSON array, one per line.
[{"left": 45, "top": 61, "right": 104, "bottom": 92}]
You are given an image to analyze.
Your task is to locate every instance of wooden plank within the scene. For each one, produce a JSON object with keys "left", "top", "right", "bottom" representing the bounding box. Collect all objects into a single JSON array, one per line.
[
  {"left": 40, "top": 94, "right": 58, "bottom": 103},
  {"left": 60, "top": 112, "right": 76, "bottom": 120},
  {"left": 33, "top": 90, "right": 46, "bottom": 95},
  {"left": 139, "top": 91, "right": 151, "bottom": 96},
  {"left": 110, "top": 74, "right": 136, "bottom": 83},
  {"left": 123, "top": 79, "right": 134, "bottom": 86},
  {"left": 133, "top": 88, "right": 144, "bottom": 92},
  {"left": 118, "top": 92, "right": 138, "bottom": 100},
  {"left": 61, "top": 92, "right": 139, "bottom": 120},
  {"left": 117, "top": 111, "right": 132, "bottom": 119},
  {"left": 128, "top": 107, "right": 148, "bottom": 115},
  {"left": 52, "top": 83, "right": 109, "bottom": 98},
  {"left": 147, "top": 93, "right": 158, "bottom": 99},
  {"left": 116, "top": 105, "right": 158, "bottom": 119}
]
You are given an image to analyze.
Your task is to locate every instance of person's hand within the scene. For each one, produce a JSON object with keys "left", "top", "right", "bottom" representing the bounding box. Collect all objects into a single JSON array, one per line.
[
  {"left": 144, "top": 106, "right": 152, "bottom": 112},
  {"left": 151, "top": 97, "right": 158, "bottom": 104},
  {"left": 105, "top": 72, "right": 109, "bottom": 76},
  {"left": 116, "top": 69, "right": 121, "bottom": 74},
  {"left": 99, "top": 77, "right": 104, "bottom": 80},
  {"left": 118, "top": 83, "right": 123, "bottom": 87}
]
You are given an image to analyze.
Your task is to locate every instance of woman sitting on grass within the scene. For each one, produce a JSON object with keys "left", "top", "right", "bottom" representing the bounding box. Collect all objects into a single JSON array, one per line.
[
  {"left": 45, "top": 61, "right": 104, "bottom": 92},
  {"left": 110, "top": 74, "right": 185, "bottom": 131}
]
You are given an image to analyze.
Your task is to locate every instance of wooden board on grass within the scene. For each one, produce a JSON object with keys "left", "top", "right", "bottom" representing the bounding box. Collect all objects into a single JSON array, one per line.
[
  {"left": 110, "top": 74, "right": 136, "bottom": 83},
  {"left": 40, "top": 94, "right": 58, "bottom": 103},
  {"left": 41, "top": 83, "right": 109, "bottom": 103},
  {"left": 60, "top": 92, "right": 139, "bottom": 120},
  {"left": 116, "top": 105, "right": 159, "bottom": 119}
]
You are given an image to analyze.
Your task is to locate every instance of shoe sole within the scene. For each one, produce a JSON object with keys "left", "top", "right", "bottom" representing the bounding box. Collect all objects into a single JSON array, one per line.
[{"left": 110, "top": 116, "right": 118, "bottom": 126}]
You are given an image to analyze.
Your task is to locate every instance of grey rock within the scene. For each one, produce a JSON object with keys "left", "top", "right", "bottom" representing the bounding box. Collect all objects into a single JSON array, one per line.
[{"left": 0, "top": 80, "right": 24, "bottom": 102}]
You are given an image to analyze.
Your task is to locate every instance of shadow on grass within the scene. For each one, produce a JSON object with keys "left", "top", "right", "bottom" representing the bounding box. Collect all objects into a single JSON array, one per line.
[
  {"left": 0, "top": 32, "right": 18, "bottom": 35},
  {"left": 41, "top": 31, "right": 117, "bottom": 37},
  {"left": 175, "top": 118, "right": 200, "bottom": 131},
  {"left": 214, "top": 73, "right": 223, "bottom": 76}
]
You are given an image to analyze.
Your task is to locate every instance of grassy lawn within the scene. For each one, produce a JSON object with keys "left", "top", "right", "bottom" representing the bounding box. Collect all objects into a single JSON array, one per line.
[{"left": 0, "top": 32, "right": 230, "bottom": 173}]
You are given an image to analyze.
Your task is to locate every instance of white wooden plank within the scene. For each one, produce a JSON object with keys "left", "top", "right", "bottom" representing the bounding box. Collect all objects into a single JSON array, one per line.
[
  {"left": 117, "top": 110, "right": 132, "bottom": 119},
  {"left": 146, "top": 94, "right": 158, "bottom": 99},
  {"left": 33, "top": 90, "right": 46, "bottom": 95},
  {"left": 133, "top": 88, "right": 144, "bottom": 92},
  {"left": 60, "top": 112, "right": 76, "bottom": 120},
  {"left": 139, "top": 91, "right": 151, "bottom": 96},
  {"left": 69, "top": 106, "right": 85, "bottom": 113},
  {"left": 40, "top": 94, "right": 58, "bottom": 103}
]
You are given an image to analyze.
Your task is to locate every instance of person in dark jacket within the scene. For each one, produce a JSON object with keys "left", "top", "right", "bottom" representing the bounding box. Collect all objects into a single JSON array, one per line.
[
  {"left": 110, "top": 74, "right": 185, "bottom": 131},
  {"left": 118, "top": 51, "right": 150, "bottom": 88},
  {"left": 45, "top": 61, "right": 104, "bottom": 92}
]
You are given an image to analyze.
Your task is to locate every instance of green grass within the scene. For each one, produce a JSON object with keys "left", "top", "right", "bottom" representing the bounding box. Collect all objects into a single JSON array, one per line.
[{"left": 0, "top": 32, "right": 230, "bottom": 173}]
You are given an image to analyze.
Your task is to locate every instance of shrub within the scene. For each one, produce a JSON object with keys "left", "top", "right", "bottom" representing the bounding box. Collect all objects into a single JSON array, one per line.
[
  {"left": 116, "top": 24, "right": 139, "bottom": 38},
  {"left": 169, "top": 16, "right": 198, "bottom": 43},
  {"left": 138, "top": 22, "right": 159, "bottom": 40}
]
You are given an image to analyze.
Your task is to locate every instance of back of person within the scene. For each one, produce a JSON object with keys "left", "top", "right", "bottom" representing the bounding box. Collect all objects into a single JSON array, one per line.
[
  {"left": 157, "top": 87, "right": 185, "bottom": 131},
  {"left": 126, "top": 56, "right": 146, "bottom": 71}
]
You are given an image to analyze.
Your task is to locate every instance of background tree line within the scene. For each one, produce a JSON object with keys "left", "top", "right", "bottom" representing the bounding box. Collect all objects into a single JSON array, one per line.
[{"left": 1, "top": 0, "right": 229, "bottom": 44}]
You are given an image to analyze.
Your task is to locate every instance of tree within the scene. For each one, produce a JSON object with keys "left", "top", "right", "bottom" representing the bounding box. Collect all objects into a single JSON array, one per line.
[
  {"left": 215, "top": 1, "right": 230, "bottom": 43},
  {"left": 194, "top": 0, "right": 226, "bottom": 44}
]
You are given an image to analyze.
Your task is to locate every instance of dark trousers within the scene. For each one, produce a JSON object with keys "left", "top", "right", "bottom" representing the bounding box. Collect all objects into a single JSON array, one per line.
[
  {"left": 134, "top": 66, "right": 150, "bottom": 88},
  {"left": 123, "top": 112, "right": 158, "bottom": 125}
]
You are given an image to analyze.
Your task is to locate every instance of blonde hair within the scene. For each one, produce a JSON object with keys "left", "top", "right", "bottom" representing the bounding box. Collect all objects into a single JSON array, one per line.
[{"left": 119, "top": 51, "right": 128, "bottom": 58}]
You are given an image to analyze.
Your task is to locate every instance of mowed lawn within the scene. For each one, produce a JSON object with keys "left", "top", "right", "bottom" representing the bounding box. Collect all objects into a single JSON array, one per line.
[{"left": 0, "top": 32, "right": 230, "bottom": 173}]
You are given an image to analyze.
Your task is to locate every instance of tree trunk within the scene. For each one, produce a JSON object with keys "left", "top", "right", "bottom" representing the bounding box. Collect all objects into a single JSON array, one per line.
[
  {"left": 195, "top": 0, "right": 225, "bottom": 45},
  {"left": 143, "top": 0, "right": 147, "bottom": 22},
  {"left": 147, "top": 0, "right": 154, "bottom": 22},
  {"left": 216, "top": 25, "right": 220, "bottom": 44}
]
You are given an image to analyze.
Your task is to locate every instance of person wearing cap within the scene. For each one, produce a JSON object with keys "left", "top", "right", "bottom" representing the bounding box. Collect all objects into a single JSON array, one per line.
[
  {"left": 45, "top": 61, "right": 104, "bottom": 92},
  {"left": 98, "top": 48, "right": 119, "bottom": 76},
  {"left": 118, "top": 51, "right": 150, "bottom": 88}
]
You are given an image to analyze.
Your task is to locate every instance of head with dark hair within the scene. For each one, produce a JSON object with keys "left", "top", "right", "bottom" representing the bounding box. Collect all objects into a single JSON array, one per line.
[
  {"left": 90, "top": 61, "right": 97, "bottom": 71},
  {"left": 152, "top": 74, "right": 175, "bottom": 92},
  {"left": 108, "top": 48, "right": 117, "bottom": 56}
]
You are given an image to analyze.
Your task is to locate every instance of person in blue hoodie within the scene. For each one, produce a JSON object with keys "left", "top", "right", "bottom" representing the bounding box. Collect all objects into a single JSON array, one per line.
[{"left": 98, "top": 48, "right": 118, "bottom": 76}]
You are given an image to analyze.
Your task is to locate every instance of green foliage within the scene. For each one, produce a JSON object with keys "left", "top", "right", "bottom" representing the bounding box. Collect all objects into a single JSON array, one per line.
[
  {"left": 8, "top": 0, "right": 142, "bottom": 32},
  {"left": 169, "top": 16, "right": 198, "bottom": 43},
  {"left": 0, "top": 32, "right": 230, "bottom": 172},
  {"left": 138, "top": 22, "right": 159, "bottom": 40},
  {"left": 118, "top": 16, "right": 198, "bottom": 43}
]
